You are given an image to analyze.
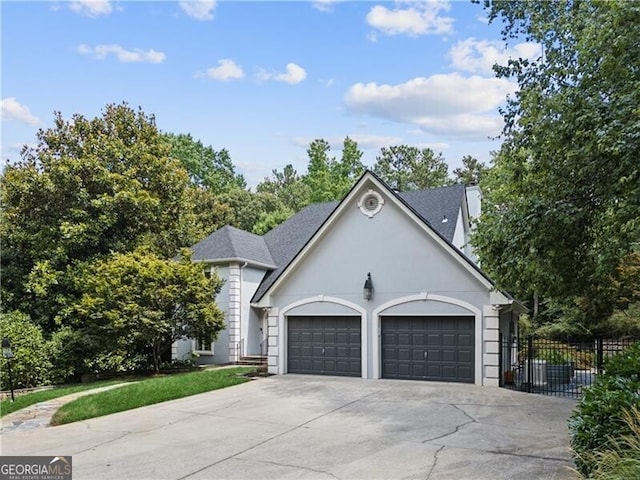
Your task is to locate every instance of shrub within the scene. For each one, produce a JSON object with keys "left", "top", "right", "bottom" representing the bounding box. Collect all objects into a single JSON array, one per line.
[
  {"left": 83, "top": 350, "right": 150, "bottom": 373},
  {"left": 604, "top": 341, "right": 640, "bottom": 378},
  {"left": 571, "top": 349, "right": 595, "bottom": 370},
  {"left": 0, "top": 311, "right": 52, "bottom": 389},
  {"left": 47, "top": 327, "right": 88, "bottom": 384},
  {"left": 536, "top": 348, "right": 572, "bottom": 365},
  {"left": 523, "top": 339, "right": 577, "bottom": 365},
  {"left": 577, "top": 407, "right": 640, "bottom": 480},
  {"left": 569, "top": 342, "right": 640, "bottom": 477}
]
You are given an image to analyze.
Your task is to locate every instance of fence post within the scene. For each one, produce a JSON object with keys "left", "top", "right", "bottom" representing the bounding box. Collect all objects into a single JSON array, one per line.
[
  {"left": 527, "top": 334, "right": 533, "bottom": 393},
  {"left": 596, "top": 338, "right": 604, "bottom": 375}
]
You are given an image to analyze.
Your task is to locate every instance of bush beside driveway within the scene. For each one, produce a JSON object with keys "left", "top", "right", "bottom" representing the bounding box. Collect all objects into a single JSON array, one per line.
[{"left": 1, "top": 376, "right": 578, "bottom": 480}]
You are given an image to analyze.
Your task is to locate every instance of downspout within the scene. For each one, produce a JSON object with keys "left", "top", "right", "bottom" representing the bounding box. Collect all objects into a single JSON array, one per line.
[
  {"left": 262, "top": 307, "right": 271, "bottom": 358},
  {"left": 239, "top": 262, "right": 248, "bottom": 359}
]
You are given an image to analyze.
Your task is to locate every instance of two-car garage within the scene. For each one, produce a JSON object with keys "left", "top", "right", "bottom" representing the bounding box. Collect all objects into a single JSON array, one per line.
[{"left": 286, "top": 315, "right": 475, "bottom": 383}]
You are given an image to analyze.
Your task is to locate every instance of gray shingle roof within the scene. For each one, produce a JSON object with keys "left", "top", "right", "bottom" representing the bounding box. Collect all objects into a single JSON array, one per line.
[
  {"left": 189, "top": 176, "right": 471, "bottom": 303},
  {"left": 249, "top": 183, "right": 467, "bottom": 302},
  {"left": 398, "top": 184, "right": 466, "bottom": 242},
  {"left": 190, "top": 225, "right": 275, "bottom": 267},
  {"left": 252, "top": 201, "right": 340, "bottom": 302}
]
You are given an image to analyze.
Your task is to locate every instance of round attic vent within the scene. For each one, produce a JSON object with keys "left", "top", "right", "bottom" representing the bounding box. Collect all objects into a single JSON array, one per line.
[
  {"left": 364, "top": 195, "right": 379, "bottom": 211},
  {"left": 358, "top": 189, "right": 384, "bottom": 218}
]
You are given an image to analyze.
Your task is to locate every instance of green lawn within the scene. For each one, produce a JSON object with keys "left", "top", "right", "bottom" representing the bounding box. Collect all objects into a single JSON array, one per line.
[
  {"left": 0, "top": 379, "right": 126, "bottom": 417},
  {"left": 51, "top": 366, "right": 256, "bottom": 426}
]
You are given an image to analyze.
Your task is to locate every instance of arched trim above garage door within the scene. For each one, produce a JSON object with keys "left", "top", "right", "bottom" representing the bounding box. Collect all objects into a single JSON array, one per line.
[
  {"left": 372, "top": 293, "right": 482, "bottom": 384},
  {"left": 280, "top": 296, "right": 367, "bottom": 378}
]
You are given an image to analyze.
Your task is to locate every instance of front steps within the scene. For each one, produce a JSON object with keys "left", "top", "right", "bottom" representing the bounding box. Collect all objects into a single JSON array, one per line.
[{"left": 236, "top": 355, "right": 267, "bottom": 366}]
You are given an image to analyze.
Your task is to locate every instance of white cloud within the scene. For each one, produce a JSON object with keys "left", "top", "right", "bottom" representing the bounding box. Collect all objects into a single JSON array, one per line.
[
  {"left": 414, "top": 141, "right": 450, "bottom": 152},
  {"left": 200, "top": 59, "right": 245, "bottom": 81},
  {"left": 69, "top": 0, "right": 112, "bottom": 17},
  {"left": 347, "top": 134, "right": 405, "bottom": 150},
  {"left": 1, "top": 98, "right": 40, "bottom": 126},
  {"left": 366, "top": 1, "right": 454, "bottom": 37},
  {"left": 312, "top": 0, "right": 341, "bottom": 13},
  {"left": 344, "top": 73, "right": 516, "bottom": 138},
  {"left": 450, "top": 38, "right": 541, "bottom": 75},
  {"left": 179, "top": 1, "right": 216, "bottom": 21},
  {"left": 77, "top": 44, "right": 166, "bottom": 63},
  {"left": 318, "top": 78, "right": 335, "bottom": 88},
  {"left": 257, "top": 63, "right": 307, "bottom": 85},
  {"left": 1, "top": 142, "right": 32, "bottom": 164}
]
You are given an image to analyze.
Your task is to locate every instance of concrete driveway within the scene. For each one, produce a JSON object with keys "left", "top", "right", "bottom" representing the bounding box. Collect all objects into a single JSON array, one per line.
[{"left": 1, "top": 375, "right": 578, "bottom": 480}]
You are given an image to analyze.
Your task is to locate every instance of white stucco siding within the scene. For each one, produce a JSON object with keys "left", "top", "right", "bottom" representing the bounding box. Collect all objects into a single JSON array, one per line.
[
  {"left": 268, "top": 183, "right": 493, "bottom": 382},
  {"left": 174, "top": 264, "right": 231, "bottom": 365},
  {"left": 272, "top": 193, "right": 490, "bottom": 308},
  {"left": 173, "top": 337, "right": 192, "bottom": 362},
  {"left": 466, "top": 186, "right": 482, "bottom": 221},
  {"left": 465, "top": 186, "right": 482, "bottom": 263},
  {"left": 240, "top": 266, "right": 267, "bottom": 356},
  {"left": 213, "top": 265, "right": 230, "bottom": 312},
  {"left": 209, "top": 265, "right": 230, "bottom": 364},
  {"left": 452, "top": 207, "right": 466, "bottom": 253}
]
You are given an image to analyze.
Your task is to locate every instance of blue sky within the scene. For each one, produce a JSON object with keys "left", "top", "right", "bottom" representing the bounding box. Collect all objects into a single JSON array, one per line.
[{"left": 1, "top": 1, "right": 539, "bottom": 187}]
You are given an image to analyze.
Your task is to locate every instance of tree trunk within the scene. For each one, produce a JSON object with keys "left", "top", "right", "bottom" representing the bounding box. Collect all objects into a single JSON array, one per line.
[{"left": 152, "top": 343, "right": 160, "bottom": 372}]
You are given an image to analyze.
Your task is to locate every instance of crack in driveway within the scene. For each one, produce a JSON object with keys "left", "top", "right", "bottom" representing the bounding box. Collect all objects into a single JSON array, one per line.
[
  {"left": 3, "top": 377, "right": 575, "bottom": 480},
  {"left": 421, "top": 403, "right": 477, "bottom": 443},
  {"left": 443, "top": 444, "right": 571, "bottom": 463},
  {"left": 235, "top": 457, "right": 342, "bottom": 480},
  {"left": 176, "top": 387, "right": 389, "bottom": 480},
  {"left": 425, "top": 445, "right": 445, "bottom": 480}
]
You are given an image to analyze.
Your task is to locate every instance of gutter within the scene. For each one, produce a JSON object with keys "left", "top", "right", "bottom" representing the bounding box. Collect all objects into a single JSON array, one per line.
[{"left": 193, "top": 257, "right": 277, "bottom": 270}]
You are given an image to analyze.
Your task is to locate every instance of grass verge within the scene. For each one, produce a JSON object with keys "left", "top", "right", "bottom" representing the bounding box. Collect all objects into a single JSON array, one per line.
[
  {"left": 51, "top": 366, "right": 256, "bottom": 426},
  {"left": 1, "top": 380, "right": 125, "bottom": 418}
]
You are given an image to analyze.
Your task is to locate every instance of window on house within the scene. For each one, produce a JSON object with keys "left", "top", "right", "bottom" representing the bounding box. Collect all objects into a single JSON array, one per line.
[{"left": 195, "top": 335, "right": 213, "bottom": 353}]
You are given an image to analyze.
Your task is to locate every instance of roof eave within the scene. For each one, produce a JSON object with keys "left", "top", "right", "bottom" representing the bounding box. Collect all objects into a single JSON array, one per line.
[
  {"left": 253, "top": 170, "right": 525, "bottom": 309},
  {"left": 193, "top": 257, "right": 277, "bottom": 270}
]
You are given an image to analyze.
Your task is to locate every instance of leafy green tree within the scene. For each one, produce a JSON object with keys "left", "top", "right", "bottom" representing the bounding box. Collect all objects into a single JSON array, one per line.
[
  {"left": 0, "top": 312, "right": 52, "bottom": 389},
  {"left": 373, "top": 145, "right": 452, "bottom": 191},
  {"left": 47, "top": 326, "right": 87, "bottom": 384},
  {"left": 304, "top": 139, "right": 336, "bottom": 203},
  {"left": 257, "top": 164, "right": 311, "bottom": 212},
  {"left": 217, "top": 189, "right": 287, "bottom": 233},
  {"left": 72, "top": 249, "right": 225, "bottom": 372},
  {"left": 189, "top": 188, "right": 235, "bottom": 240},
  {"left": 304, "top": 137, "right": 365, "bottom": 203},
  {"left": 0, "top": 103, "right": 198, "bottom": 330},
  {"left": 164, "top": 133, "right": 246, "bottom": 194},
  {"left": 475, "top": 1, "right": 640, "bottom": 331},
  {"left": 257, "top": 137, "right": 364, "bottom": 215},
  {"left": 252, "top": 208, "right": 295, "bottom": 235},
  {"left": 334, "top": 136, "right": 366, "bottom": 196},
  {"left": 453, "top": 155, "right": 486, "bottom": 185}
]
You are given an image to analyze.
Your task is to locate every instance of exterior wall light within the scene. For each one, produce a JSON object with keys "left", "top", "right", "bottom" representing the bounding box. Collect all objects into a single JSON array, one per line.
[{"left": 363, "top": 272, "right": 374, "bottom": 301}]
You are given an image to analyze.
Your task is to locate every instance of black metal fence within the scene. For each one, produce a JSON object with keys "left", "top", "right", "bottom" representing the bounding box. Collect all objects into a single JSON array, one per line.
[{"left": 499, "top": 335, "right": 639, "bottom": 399}]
